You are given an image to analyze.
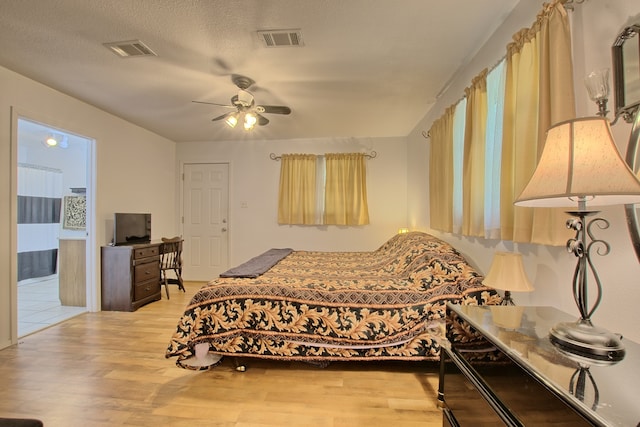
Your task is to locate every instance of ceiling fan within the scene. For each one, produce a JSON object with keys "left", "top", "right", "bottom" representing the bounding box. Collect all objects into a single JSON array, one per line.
[{"left": 193, "top": 74, "right": 291, "bottom": 130}]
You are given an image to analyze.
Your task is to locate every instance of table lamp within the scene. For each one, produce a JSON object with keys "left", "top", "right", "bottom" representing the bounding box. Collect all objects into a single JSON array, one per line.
[
  {"left": 515, "top": 116, "right": 640, "bottom": 361},
  {"left": 483, "top": 252, "right": 534, "bottom": 305}
]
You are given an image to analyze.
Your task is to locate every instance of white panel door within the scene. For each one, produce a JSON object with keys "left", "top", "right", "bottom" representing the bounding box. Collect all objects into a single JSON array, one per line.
[{"left": 182, "top": 163, "right": 229, "bottom": 281}]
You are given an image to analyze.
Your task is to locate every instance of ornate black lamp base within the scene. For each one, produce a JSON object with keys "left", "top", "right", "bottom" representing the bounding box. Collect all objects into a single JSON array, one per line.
[
  {"left": 500, "top": 290, "right": 515, "bottom": 305},
  {"left": 550, "top": 319, "right": 625, "bottom": 363}
]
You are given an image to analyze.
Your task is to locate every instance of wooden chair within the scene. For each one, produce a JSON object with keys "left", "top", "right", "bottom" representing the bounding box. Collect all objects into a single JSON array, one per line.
[{"left": 159, "top": 237, "right": 185, "bottom": 299}]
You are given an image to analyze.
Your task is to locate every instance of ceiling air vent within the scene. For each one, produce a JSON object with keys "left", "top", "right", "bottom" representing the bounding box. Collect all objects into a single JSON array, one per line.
[
  {"left": 257, "top": 29, "right": 304, "bottom": 48},
  {"left": 103, "top": 40, "right": 157, "bottom": 58}
]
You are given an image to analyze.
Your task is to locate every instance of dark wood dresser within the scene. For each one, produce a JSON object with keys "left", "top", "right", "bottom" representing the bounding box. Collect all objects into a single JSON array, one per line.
[
  {"left": 101, "top": 242, "right": 161, "bottom": 311},
  {"left": 439, "top": 303, "right": 640, "bottom": 426}
]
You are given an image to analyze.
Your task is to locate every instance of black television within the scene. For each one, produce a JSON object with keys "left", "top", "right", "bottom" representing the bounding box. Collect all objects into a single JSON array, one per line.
[{"left": 113, "top": 213, "right": 151, "bottom": 245}]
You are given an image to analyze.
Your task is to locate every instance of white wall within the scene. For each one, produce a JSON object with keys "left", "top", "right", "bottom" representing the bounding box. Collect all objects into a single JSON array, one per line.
[
  {"left": 407, "top": 0, "right": 640, "bottom": 342},
  {"left": 0, "top": 65, "right": 178, "bottom": 349},
  {"left": 177, "top": 136, "right": 408, "bottom": 269}
]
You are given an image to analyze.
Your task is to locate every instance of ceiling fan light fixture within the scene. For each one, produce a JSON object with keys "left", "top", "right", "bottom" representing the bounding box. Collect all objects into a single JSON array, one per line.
[
  {"left": 237, "top": 89, "right": 254, "bottom": 107},
  {"left": 244, "top": 113, "right": 257, "bottom": 130},
  {"left": 194, "top": 74, "right": 291, "bottom": 130},
  {"left": 225, "top": 113, "right": 239, "bottom": 128}
]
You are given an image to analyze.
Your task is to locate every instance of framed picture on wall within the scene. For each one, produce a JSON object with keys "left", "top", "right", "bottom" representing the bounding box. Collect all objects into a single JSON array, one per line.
[{"left": 63, "top": 195, "right": 86, "bottom": 230}]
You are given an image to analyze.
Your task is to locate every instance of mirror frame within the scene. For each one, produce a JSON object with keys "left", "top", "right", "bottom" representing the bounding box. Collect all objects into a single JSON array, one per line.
[
  {"left": 613, "top": 24, "right": 640, "bottom": 120},
  {"left": 614, "top": 24, "right": 640, "bottom": 262},
  {"left": 625, "top": 113, "right": 640, "bottom": 262}
]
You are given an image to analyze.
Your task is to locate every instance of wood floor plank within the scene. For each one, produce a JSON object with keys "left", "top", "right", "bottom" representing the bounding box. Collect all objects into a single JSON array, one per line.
[{"left": 0, "top": 281, "right": 442, "bottom": 426}]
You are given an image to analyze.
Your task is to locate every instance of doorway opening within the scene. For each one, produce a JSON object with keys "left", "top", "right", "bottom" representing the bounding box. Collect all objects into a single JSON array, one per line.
[{"left": 17, "top": 118, "right": 92, "bottom": 337}]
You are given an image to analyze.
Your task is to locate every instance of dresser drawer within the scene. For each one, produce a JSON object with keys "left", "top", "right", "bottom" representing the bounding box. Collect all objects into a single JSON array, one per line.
[
  {"left": 133, "top": 260, "right": 160, "bottom": 284},
  {"left": 134, "top": 279, "right": 159, "bottom": 301},
  {"left": 441, "top": 348, "right": 509, "bottom": 426},
  {"left": 133, "top": 245, "right": 159, "bottom": 259}
]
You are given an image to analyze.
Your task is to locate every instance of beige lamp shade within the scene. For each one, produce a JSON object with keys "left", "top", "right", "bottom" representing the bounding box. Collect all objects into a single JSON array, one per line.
[
  {"left": 483, "top": 252, "right": 534, "bottom": 293},
  {"left": 515, "top": 117, "right": 640, "bottom": 208}
]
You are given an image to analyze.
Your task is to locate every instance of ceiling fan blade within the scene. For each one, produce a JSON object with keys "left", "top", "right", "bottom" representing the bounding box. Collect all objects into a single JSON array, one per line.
[
  {"left": 212, "top": 112, "right": 232, "bottom": 122},
  {"left": 257, "top": 114, "right": 270, "bottom": 126},
  {"left": 192, "top": 100, "right": 236, "bottom": 109},
  {"left": 256, "top": 105, "right": 291, "bottom": 115}
]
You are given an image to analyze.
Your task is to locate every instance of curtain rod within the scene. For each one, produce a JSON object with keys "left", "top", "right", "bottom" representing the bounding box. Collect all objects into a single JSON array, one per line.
[{"left": 270, "top": 151, "right": 377, "bottom": 161}]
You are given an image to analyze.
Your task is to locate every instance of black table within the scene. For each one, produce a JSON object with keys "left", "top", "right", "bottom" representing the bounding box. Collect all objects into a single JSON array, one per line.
[{"left": 439, "top": 304, "right": 640, "bottom": 426}]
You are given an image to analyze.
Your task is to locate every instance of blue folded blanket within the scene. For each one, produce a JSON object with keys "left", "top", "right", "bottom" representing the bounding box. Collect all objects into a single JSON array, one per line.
[{"left": 219, "top": 248, "right": 293, "bottom": 278}]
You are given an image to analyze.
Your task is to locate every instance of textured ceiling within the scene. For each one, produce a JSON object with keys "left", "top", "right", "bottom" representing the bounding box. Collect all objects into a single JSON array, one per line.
[{"left": 0, "top": 0, "right": 520, "bottom": 142}]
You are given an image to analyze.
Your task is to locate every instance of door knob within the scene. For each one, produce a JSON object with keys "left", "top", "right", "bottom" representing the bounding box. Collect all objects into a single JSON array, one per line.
[{"left": 222, "top": 227, "right": 227, "bottom": 232}]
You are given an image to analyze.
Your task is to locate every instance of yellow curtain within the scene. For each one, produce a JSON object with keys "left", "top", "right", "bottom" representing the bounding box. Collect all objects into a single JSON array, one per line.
[
  {"left": 324, "top": 153, "right": 370, "bottom": 225},
  {"left": 429, "top": 105, "right": 455, "bottom": 232},
  {"left": 500, "top": 0, "right": 575, "bottom": 245},
  {"left": 462, "top": 69, "right": 488, "bottom": 237},
  {"left": 277, "top": 154, "right": 317, "bottom": 225}
]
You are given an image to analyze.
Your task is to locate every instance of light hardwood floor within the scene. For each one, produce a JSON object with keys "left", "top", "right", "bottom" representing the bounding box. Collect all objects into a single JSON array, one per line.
[{"left": 0, "top": 281, "right": 443, "bottom": 427}]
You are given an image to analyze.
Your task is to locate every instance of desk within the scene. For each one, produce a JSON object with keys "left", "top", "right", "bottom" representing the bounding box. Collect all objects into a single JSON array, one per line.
[{"left": 439, "top": 304, "right": 640, "bottom": 426}]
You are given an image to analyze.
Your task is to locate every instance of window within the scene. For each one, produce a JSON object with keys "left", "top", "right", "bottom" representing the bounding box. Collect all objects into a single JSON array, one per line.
[
  {"left": 278, "top": 153, "right": 369, "bottom": 225},
  {"left": 428, "top": 1, "right": 573, "bottom": 246},
  {"left": 484, "top": 60, "right": 506, "bottom": 239},
  {"left": 452, "top": 98, "right": 467, "bottom": 234}
]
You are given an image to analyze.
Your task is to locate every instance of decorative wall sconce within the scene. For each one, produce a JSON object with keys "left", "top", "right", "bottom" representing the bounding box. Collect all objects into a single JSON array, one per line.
[{"left": 584, "top": 69, "right": 610, "bottom": 118}]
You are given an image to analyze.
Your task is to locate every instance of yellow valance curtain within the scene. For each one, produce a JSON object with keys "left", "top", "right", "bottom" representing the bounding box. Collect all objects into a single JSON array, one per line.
[
  {"left": 429, "top": 105, "right": 455, "bottom": 233},
  {"left": 277, "top": 154, "right": 317, "bottom": 225},
  {"left": 324, "top": 153, "right": 370, "bottom": 225},
  {"left": 500, "top": 0, "right": 575, "bottom": 245}
]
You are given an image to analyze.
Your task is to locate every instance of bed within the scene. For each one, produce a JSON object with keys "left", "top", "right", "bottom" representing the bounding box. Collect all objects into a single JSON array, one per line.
[{"left": 165, "top": 231, "right": 501, "bottom": 369}]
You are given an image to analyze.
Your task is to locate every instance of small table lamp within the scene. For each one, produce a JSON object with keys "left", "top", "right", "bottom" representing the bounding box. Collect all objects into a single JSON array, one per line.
[
  {"left": 483, "top": 252, "right": 534, "bottom": 305},
  {"left": 515, "top": 116, "right": 640, "bottom": 362}
]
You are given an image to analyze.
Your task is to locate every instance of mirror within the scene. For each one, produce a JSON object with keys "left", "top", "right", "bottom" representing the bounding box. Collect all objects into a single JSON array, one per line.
[
  {"left": 614, "top": 24, "right": 640, "bottom": 262},
  {"left": 613, "top": 24, "right": 640, "bottom": 119},
  {"left": 624, "top": 112, "right": 640, "bottom": 263}
]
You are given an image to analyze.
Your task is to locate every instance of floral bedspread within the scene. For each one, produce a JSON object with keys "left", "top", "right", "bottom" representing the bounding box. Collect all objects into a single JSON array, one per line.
[{"left": 165, "top": 232, "right": 501, "bottom": 368}]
